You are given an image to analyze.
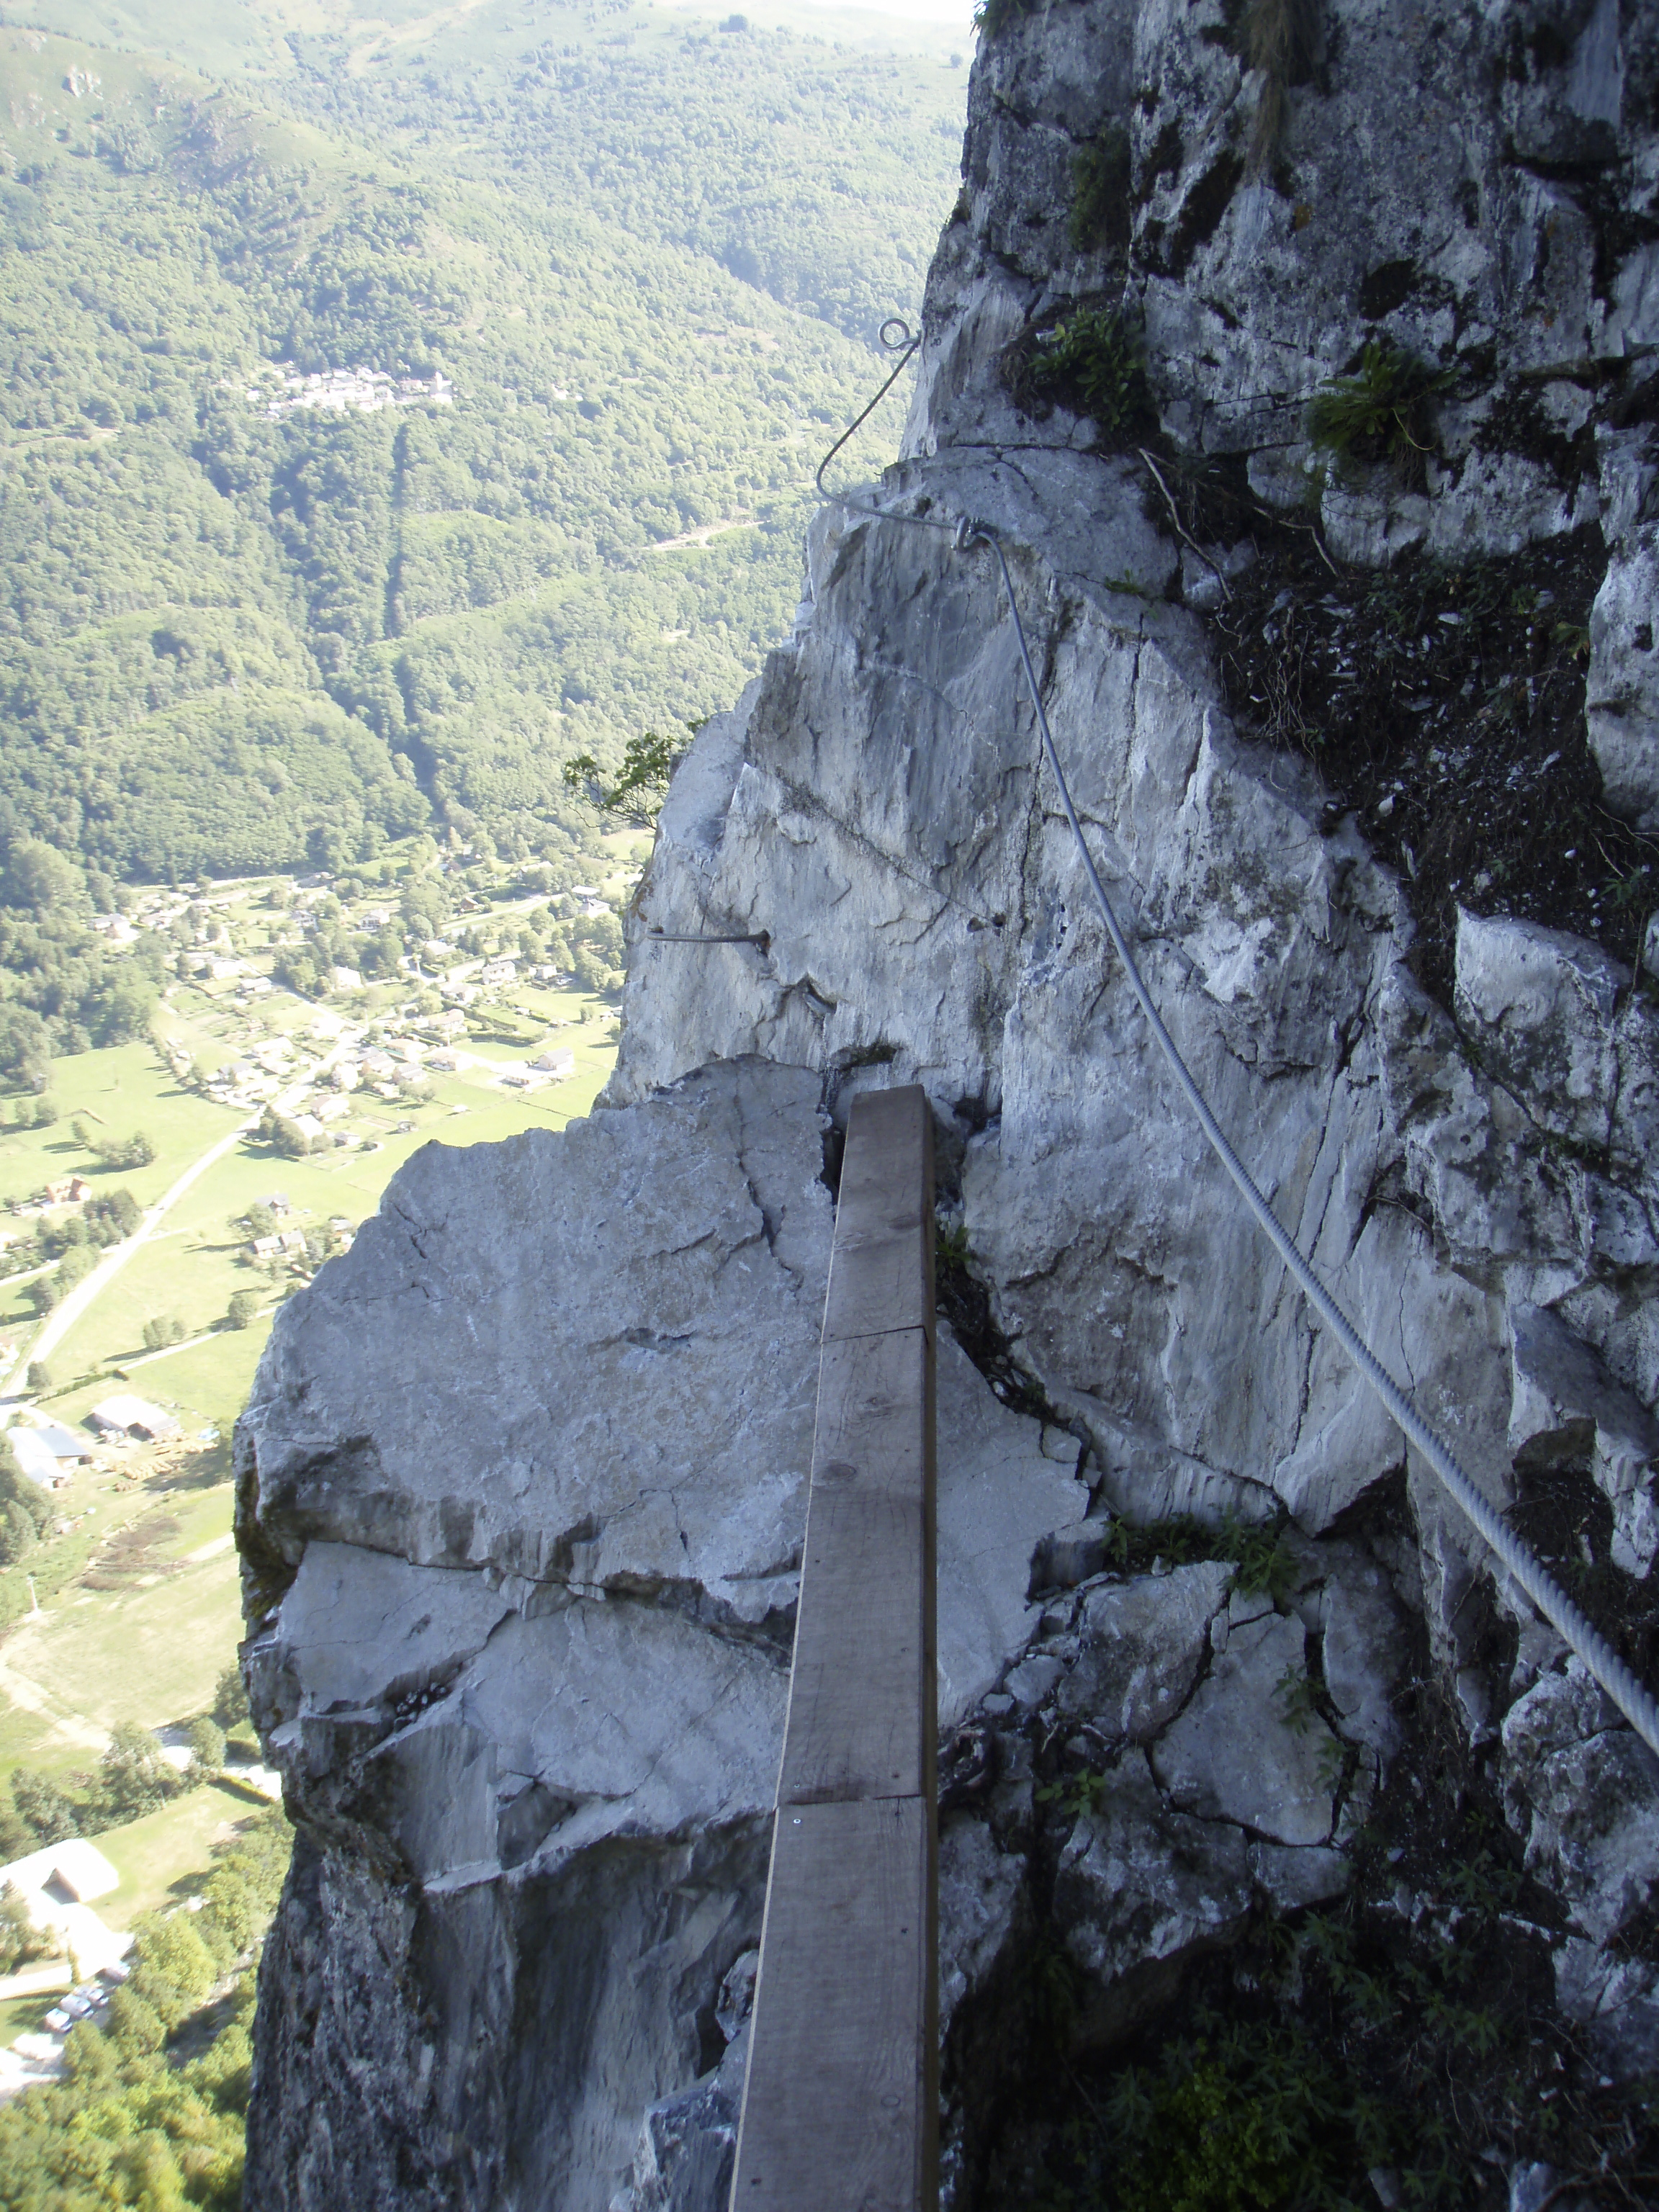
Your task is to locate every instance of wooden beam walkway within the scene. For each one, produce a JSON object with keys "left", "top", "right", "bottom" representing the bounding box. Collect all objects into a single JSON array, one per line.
[{"left": 729, "top": 1085, "right": 938, "bottom": 2212}]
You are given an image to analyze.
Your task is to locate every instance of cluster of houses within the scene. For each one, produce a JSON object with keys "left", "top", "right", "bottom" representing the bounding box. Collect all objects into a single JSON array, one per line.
[
  {"left": 244, "top": 364, "right": 455, "bottom": 418},
  {"left": 196, "top": 993, "right": 577, "bottom": 1120},
  {"left": 246, "top": 1228, "right": 308, "bottom": 1262},
  {"left": 3, "top": 1395, "right": 180, "bottom": 1491}
]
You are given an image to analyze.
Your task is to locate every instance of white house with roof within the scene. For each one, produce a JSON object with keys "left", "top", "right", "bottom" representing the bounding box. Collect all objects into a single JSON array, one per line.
[
  {"left": 0, "top": 1839, "right": 130, "bottom": 1977},
  {"left": 4, "top": 1421, "right": 88, "bottom": 1488}
]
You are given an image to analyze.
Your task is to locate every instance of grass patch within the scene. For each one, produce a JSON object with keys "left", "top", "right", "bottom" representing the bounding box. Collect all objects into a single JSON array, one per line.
[
  {"left": 0, "top": 1043, "right": 242, "bottom": 1215},
  {"left": 0, "top": 1519, "right": 242, "bottom": 1774},
  {"left": 1087, "top": 1509, "right": 1300, "bottom": 1605},
  {"left": 96, "top": 1783, "right": 266, "bottom": 1926}
]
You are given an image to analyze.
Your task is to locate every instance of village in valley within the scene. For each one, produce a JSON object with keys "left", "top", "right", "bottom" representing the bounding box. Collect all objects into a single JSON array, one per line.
[{"left": 0, "top": 830, "right": 645, "bottom": 2094}]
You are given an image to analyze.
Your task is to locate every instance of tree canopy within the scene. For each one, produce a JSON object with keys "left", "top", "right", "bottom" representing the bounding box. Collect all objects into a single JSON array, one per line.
[{"left": 0, "top": 14, "right": 961, "bottom": 892}]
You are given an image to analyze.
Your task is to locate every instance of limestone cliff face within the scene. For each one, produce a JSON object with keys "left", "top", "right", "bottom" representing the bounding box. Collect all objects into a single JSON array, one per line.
[{"left": 240, "top": 5, "right": 1659, "bottom": 2207}]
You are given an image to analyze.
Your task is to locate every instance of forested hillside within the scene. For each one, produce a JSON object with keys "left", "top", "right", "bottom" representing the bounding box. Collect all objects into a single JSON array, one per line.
[{"left": 0, "top": 1, "right": 963, "bottom": 890}]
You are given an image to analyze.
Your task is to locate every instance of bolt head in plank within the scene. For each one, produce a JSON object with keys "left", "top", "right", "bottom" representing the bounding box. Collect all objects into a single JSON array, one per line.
[{"left": 729, "top": 1796, "right": 938, "bottom": 2212}]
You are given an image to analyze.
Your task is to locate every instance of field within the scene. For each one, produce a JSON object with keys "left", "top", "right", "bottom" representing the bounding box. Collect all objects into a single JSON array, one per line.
[
  {"left": 97, "top": 1783, "right": 274, "bottom": 1922},
  {"left": 0, "top": 1450, "right": 243, "bottom": 1781}
]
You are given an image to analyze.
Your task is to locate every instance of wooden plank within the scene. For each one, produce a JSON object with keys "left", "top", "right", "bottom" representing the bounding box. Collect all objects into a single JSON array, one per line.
[
  {"left": 733, "top": 1083, "right": 938, "bottom": 2212},
  {"left": 729, "top": 1797, "right": 938, "bottom": 2212},
  {"left": 777, "top": 1329, "right": 935, "bottom": 1807},
  {"left": 819, "top": 1225, "right": 934, "bottom": 1346},
  {"left": 821, "top": 1087, "right": 935, "bottom": 1346},
  {"left": 778, "top": 1490, "right": 930, "bottom": 1803},
  {"left": 811, "top": 1327, "right": 934, "bottom": 1499},
  {"left": 835, "top": 1087, "right": 933, "bottom": 1211}
]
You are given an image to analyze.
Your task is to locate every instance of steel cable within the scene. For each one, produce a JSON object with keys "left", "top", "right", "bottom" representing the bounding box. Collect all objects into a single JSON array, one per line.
[{"left": 811, "top": 322, "right": 1659, "bottom": 1759}]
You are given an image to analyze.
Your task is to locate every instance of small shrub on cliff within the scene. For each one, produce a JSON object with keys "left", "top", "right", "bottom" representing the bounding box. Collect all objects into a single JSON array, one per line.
[
  {"left": 1102, "top": 2025, "right": 1352, "bottom": 2211},
  {"left": 1307, "top": 341, "right": 1449, "bottom": 486},
  {"left": 972, "top": 0, "right": 1040, "bottom": 39},
  {"left": 1021, "top": 309, "right": 1153, "bottom": 443},
  {"left": 1069, "top": 127, "right": 1131, "bottom": 253}
]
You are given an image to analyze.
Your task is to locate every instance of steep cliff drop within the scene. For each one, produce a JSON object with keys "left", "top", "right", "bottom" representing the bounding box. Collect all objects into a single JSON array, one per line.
[{"left": 238, "top": 4, "right": 1659, "bottom": 2206}]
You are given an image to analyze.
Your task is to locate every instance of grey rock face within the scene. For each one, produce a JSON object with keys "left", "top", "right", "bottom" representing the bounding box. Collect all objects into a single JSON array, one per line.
[
  {"left": 1454, "top": 911, "right": 1658, "bottom": 1212},
  {"left": 1587, "top": 529, "right": 1659, "bottom": 831},
  {"left": 1503, "top": 1664, "right": 1659, "bottom": 2073},
  {"left": 614, "top": 485, "right": 1465, "bottom": 1545},
  {"left": 606, "top": 2033, "right": 748, "bottom": 2212},
  {"left": 938, "top": 1815, "right": 1028, "bottom": 2036},
  {"left": 1509, "top": 1301, "right": 1659, "bottom": 1576},
  {"left": 935, "top": 1328, "right": 1091, "bottom": 1727},
  {"left": 1151, "top": 1610, "right": 1337, "bottom": 1847},
  {"left": 240, "top": 1061, "right": 1086, "bottom": 2211},
  {"left": 595, "top": 0, "right": 1659, "bottom": 2117},
  {"left": 917, "top": 0, "right": 1657, "bottom": 566},
  {"left": 1054, "top": 1750, "right": 1253, "bottom": 1995},
  {"left": 1056, "top": 1560, "right": 1228, "bottom": 1737},
  {"left": 1318, "top": 1554, "right": 1409, "bottom": 1768}
]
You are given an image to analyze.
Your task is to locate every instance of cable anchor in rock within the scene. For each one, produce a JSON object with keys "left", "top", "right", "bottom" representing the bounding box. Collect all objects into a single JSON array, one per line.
[{"left": 646, "top": 928, "right": 771, "bottom": 952}]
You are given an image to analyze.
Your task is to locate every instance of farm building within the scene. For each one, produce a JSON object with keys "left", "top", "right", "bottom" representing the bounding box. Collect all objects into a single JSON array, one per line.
[
  {"left": 87, "top": 1395, "right": 181, "bottom": 1442},
  {"left": 0, "top": 1838, "right": 132, "bottom": 1978}
]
